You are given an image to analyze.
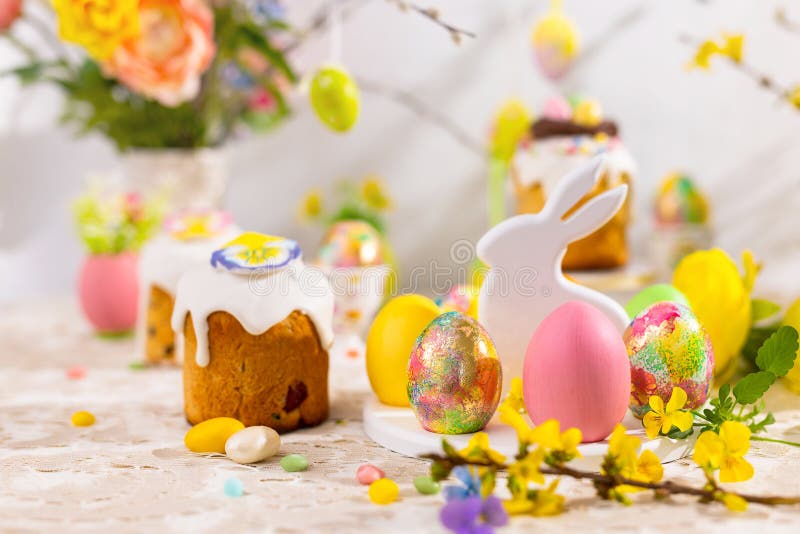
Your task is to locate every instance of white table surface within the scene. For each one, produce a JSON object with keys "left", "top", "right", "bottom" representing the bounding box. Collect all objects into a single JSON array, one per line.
[{"left": 2, "top": 298, "right": 800, "bottom": 533}]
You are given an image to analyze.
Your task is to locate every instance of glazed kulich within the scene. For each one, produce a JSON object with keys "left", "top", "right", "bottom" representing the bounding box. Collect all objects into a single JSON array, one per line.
[
  {"left": 136, "top": 210, "right": 237, "bottom": 364},
  {"left": 171, "top": 232, "right": 335, "bottom": 433},
  {"left": 511, "top": 100, "right": 636, "bottom": 270}
]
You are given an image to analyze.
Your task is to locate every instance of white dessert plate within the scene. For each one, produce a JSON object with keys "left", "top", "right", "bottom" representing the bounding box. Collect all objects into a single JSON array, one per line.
[{"left": 363, "top": 395, "right": 695, "bottom": 471}]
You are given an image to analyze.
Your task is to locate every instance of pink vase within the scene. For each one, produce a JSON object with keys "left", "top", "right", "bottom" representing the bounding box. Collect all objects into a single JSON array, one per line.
[{"left": 78, "top": 252, "right": 139, "bottom": 334}]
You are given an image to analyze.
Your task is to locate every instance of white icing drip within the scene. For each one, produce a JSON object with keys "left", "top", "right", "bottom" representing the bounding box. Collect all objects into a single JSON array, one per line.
[
  {"left": 134, "top": 227, "right": 240, "bottom": 356},
  {"left": 513, "top": 137, "right": 637, "bottom": 194},
  {"left": 170, "top": 260, "right": 335, "bottom": 368}
]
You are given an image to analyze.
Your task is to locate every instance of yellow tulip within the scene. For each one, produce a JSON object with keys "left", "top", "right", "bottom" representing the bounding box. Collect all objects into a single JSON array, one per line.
[
  {"left": 781, "top": 297, "right": 800, "bottom": 394},
  {"left": 672, "top": 249, "right": 756, "bottom": 380}
]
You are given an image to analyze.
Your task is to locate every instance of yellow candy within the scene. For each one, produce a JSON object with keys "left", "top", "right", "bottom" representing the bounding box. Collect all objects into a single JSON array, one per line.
[
  {"left": 782, "top": 298, "right": 800, "bottom": 394},
  {"left": 366, "top": 295, "right": 441, "bottom": 407},
  {"left": 368, "top": 478, "right": 399, "bottom": 505},
  {"left": 184, "top": 417, "right": 245, "bottom": 454},
  {"left": 489, "top": 99, "right": 532, "bottom": 162},
  {"left": 672, "top": 249, "right": 755, "bottom": 380},
  {"left": 71, "top": 411, "right": 95, "bottom": 427},
  {"left": 573, "top": 99, "right": 603, "bottom": 127}
]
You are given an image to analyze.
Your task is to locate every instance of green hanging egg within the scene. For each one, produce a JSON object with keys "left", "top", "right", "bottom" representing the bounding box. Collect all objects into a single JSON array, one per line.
[{"left": 310, "top": 65, "right": 360, "bottom": 132}]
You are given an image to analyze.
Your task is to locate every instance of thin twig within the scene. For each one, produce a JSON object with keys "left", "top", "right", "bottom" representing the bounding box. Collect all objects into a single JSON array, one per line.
[
  {"left": 423, "top": 454, "right": 800, "bottom": 507},
  {"left": 678, "top": 33, "right": 794, "bottom": 103},
  {"left": 355, "top": 75, "right": 484, "bottom": 156},
  {"left": 281, "top": 0, "right": 370, "bottom": 56},
  {"left": 387, "top": 0, "right": 476, "bottom": 44},
  {"left": 775, "top": 7, "right": 800, "bottom": 34}
]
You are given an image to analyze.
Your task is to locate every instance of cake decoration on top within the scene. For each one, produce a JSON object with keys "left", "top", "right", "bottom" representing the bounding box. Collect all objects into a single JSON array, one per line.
[
  {"left": 210, "top": 232, "right": 302, "bottom": 273},
  {"left": 164, "top": 209, "right": 233, "bottom": 241}
]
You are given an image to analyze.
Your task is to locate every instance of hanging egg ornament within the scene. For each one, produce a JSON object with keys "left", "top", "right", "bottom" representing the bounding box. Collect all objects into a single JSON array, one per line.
[
  {"left": 318, "top": 220, "right": 383, "bottom": 268},
  {"left": 531, "top": 0, "right": 581, "bottom": 80},
  {"left": 625, "top": 302, "right": 714, "bottom": 418},
  {"left": 523, "top": 301, "right": 630, "bottom": 443},
  {"left": 310, "top": 64, "right": 360, "bottom": 132},
  {"left": 366, "top": 295, "right": 442, "bottom": 406},
  {"left": 408, "top": 312, "right": 502, "bottom": 434}
]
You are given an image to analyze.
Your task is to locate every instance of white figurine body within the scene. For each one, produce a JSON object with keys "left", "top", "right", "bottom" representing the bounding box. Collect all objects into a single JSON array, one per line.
[{"left": 477, "top": 157, "right": 630, "bottom": 393}]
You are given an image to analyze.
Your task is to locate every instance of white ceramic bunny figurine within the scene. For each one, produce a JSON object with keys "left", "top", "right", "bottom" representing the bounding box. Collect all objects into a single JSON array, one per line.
[{"left": 477, "top": 156, "right": 630, "bottom": 394}]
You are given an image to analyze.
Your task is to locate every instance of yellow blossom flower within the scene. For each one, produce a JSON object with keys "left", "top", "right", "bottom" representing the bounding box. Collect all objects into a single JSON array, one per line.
[
  {"left": 507, "top": 447, "right": 545, "bottom": 491},
  {"left": 789, "top": 86, "right": 800, "bottom": 110},
  {"left": 643, "top": 387, "right": 694, "bottom": 439},
  {"left": 361, "top": 177, "right": 391, "bottom": 211},
  {"left": 688, "top": 33, "right": 745, "bottom": 70},
  {"left": 693, "top": 421, "right": 754, "bottom": 483},
  {"left": 605, "top": 424, "right": 663, "bottom": 490},
  {"left": 459, "top": 432, "right": 507, "bottom": 465},
  {"left": 53, "top": 0, "right": 140, "bottom": 60},
  {"left": 504, "top": 480, "right": 565, "bottom": 517},
  {"left": 300, "top": 189, "right": 323, "bottom": 219},
  {"left": 529, "top": 419, "right": 582, "bottom": 463},
  {"left": 498, "top": 378, "right": 531, "bottom": 442},
  {"left": 720, "top": 492, "right": 748, "bottom": 512}
]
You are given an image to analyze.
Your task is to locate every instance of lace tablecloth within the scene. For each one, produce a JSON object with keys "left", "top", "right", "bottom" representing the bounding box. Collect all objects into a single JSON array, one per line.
[{"left": 2, "top": 298, "right": 800, "bottom": 533}]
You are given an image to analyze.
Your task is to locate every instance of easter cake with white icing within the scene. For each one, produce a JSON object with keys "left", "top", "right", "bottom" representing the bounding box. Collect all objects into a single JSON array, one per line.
[
  {"left": 511, "top": 96, "right": 636, "bottom": 270},
  {"left": 171, "top": 232, "right": 334, "bottom": 432},
  {"left": 138, "top": 209, "right": 238, "bottom": 364}
]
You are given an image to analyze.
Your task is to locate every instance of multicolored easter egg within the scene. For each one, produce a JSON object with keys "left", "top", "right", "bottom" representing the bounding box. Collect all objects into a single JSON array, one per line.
[
  {"left": 164, "top": 209, "right": 233, "bottom": 241},
  {"left": 541, "top": 95, "right": 572, "bottom": 121},
  {"left": 523, "top": 301, "right": 630, "bottom": 443},
  {"left": 318, "top": 220, "right": 383, "bottom": 268},
  {"left": 310, "top": 65, "right": 360, "bottom": 132},
  {"left": 624, "top": 284, "right": 690, "bottom": 320},
  {"left": 531, "top": 0, "right": 581, "bottom": 80},
  {"left": 624, "top": 302, "right": 714, "bottom": 418},
  {"left": 407, "top": 312, "right": 502, "bottom": 434},
  {"left": 211, "top": 232, "right": 301, "bottom": 274},
  {"left": 366, "top": 295, "right": 442, "bottom": 407},
  {"left": 436, "top": 284, "right": 479, "bottom": 319},
  {"left": 654, "top": 173, "right": 709, "bottom": 226}
]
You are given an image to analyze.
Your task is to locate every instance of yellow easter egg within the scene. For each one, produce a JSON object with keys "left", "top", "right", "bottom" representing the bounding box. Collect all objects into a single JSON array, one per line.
[
  {"left": 672, "top": 249, "right": 753, "bottom": 380},
  {"left": 781, "top": 298, "right": 800, "bottom": 394},
  {"left": 184, "top": 417, "right": 245, "bottom": 454},
  {"left": 366, "top": 295, "right": 441, "bottom": 406},
  {"left": 310, "top": 65, "right": 360, "bottom": 132}
]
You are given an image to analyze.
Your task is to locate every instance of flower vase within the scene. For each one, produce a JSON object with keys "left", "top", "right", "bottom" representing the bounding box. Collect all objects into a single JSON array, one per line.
[
  {"left": 119, "top": 148, "right": 228, "bottom": 210},
  {"left": 78, "top": 252, "right": 139, "bottom": 334}
]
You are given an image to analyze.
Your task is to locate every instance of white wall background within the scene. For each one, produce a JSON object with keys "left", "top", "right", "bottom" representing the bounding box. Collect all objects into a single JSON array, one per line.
[{"left": 1, "top": 0, "right": 800, "bottom": 303}]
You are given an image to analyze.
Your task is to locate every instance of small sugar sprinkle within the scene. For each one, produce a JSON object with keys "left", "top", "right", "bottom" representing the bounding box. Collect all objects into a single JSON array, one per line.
[
  {"left": 71, "top": 411, "right": 95, "bottom": 427},
  {"left": 280, "top": 454, "right": 308, "bottom": 472},
  {"left": 128, "top": 361, "right": 147, "bottom": 371},
  {"left": 224, "top": 477, "right": 244, "bottom": 497}
]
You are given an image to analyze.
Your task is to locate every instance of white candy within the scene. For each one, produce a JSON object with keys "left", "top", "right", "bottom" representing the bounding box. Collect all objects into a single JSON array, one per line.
[{"left": 224, "top": 426, "right": 281, "bottom": 464}]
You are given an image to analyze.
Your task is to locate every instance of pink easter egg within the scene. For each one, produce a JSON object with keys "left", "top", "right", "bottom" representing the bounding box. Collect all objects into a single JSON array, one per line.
[
  {"left": 523, "top": 301, "right": 630, "bottom": 443},
  {"left": 78, "top": 252, "right": 139, "bottom": 333},
  {"left": 356, "top": 464, "right": 385, "bottom": 485},
  {"left": 542, "top": 96, "right": 572, "bottom": 121}
]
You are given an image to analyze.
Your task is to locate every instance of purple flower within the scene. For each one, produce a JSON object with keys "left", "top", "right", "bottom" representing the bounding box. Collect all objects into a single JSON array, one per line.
[
  {"left": 440, "top": 495, "right": 508, "bottom": 534},
  {"left": 444, "top": 466, "right": 481, "bottom": 501}
]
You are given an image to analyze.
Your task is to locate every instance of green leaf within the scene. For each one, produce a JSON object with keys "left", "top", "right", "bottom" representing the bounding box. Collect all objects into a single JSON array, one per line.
[
  {"left": 748, "top": 412, "right": 776, "bottom": 434},
  {"left": 430, "top": 460, "right": 452, "bottom": 482},
  {"left": 741, "top": 325, "right": 780, "bottom": 369},
  {"left": 665, "top": 426, "right": 694, "bottom": 440},
  {"left": 235, "top": 24, "right": 297, "bottom": 82},
  {"left": 755, "top": 325, "right": 799, "bottom": 377},
  {"left": 752, "top": 299, "right": 782, "bottom": 322},
  {"left": 733, "top": 371, "right": 776, "bottom": 404},
  {"left": 718, "top": 383, "right": 731, "bottom": 402}
]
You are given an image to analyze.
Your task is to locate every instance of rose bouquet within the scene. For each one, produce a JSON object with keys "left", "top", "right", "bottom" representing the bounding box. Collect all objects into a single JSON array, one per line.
[{"left": 1, "top": 0, "right": 296, "bottom": 149}]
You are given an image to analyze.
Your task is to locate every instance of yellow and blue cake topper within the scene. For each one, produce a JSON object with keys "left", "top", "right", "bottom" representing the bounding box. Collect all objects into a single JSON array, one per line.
[
  {"left": 165, "top": 209, "right": 233, "bottom": 241},
  {"left": 211, "top": 232, "right": 302, "bottom": 273}
]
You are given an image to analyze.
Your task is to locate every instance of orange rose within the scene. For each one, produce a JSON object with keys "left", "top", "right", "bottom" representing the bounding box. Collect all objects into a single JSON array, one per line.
[{"left": 104, "top": 0, "right": 215, "bottom": 106}]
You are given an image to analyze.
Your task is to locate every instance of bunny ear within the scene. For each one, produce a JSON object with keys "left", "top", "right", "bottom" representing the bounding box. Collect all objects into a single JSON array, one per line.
[
  {"left": 544, "top": 156, "right": 605, "bottom": 220},
  {"left": 561, "top": 184, "right": 628, "bottom": 243}
]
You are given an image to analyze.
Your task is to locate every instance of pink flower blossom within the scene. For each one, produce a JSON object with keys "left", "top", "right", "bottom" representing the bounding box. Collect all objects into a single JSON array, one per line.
[{"left": 0, "top": 0, "right": 21, "bottom": 32}]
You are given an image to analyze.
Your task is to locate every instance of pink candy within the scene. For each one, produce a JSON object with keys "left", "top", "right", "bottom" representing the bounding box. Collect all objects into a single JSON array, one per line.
[
  {"left": 356, "top": 464, "right": 385, "bottom": 485},
  {"left": 66, "top": 366, "right": 87, "bottom": 380}
]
